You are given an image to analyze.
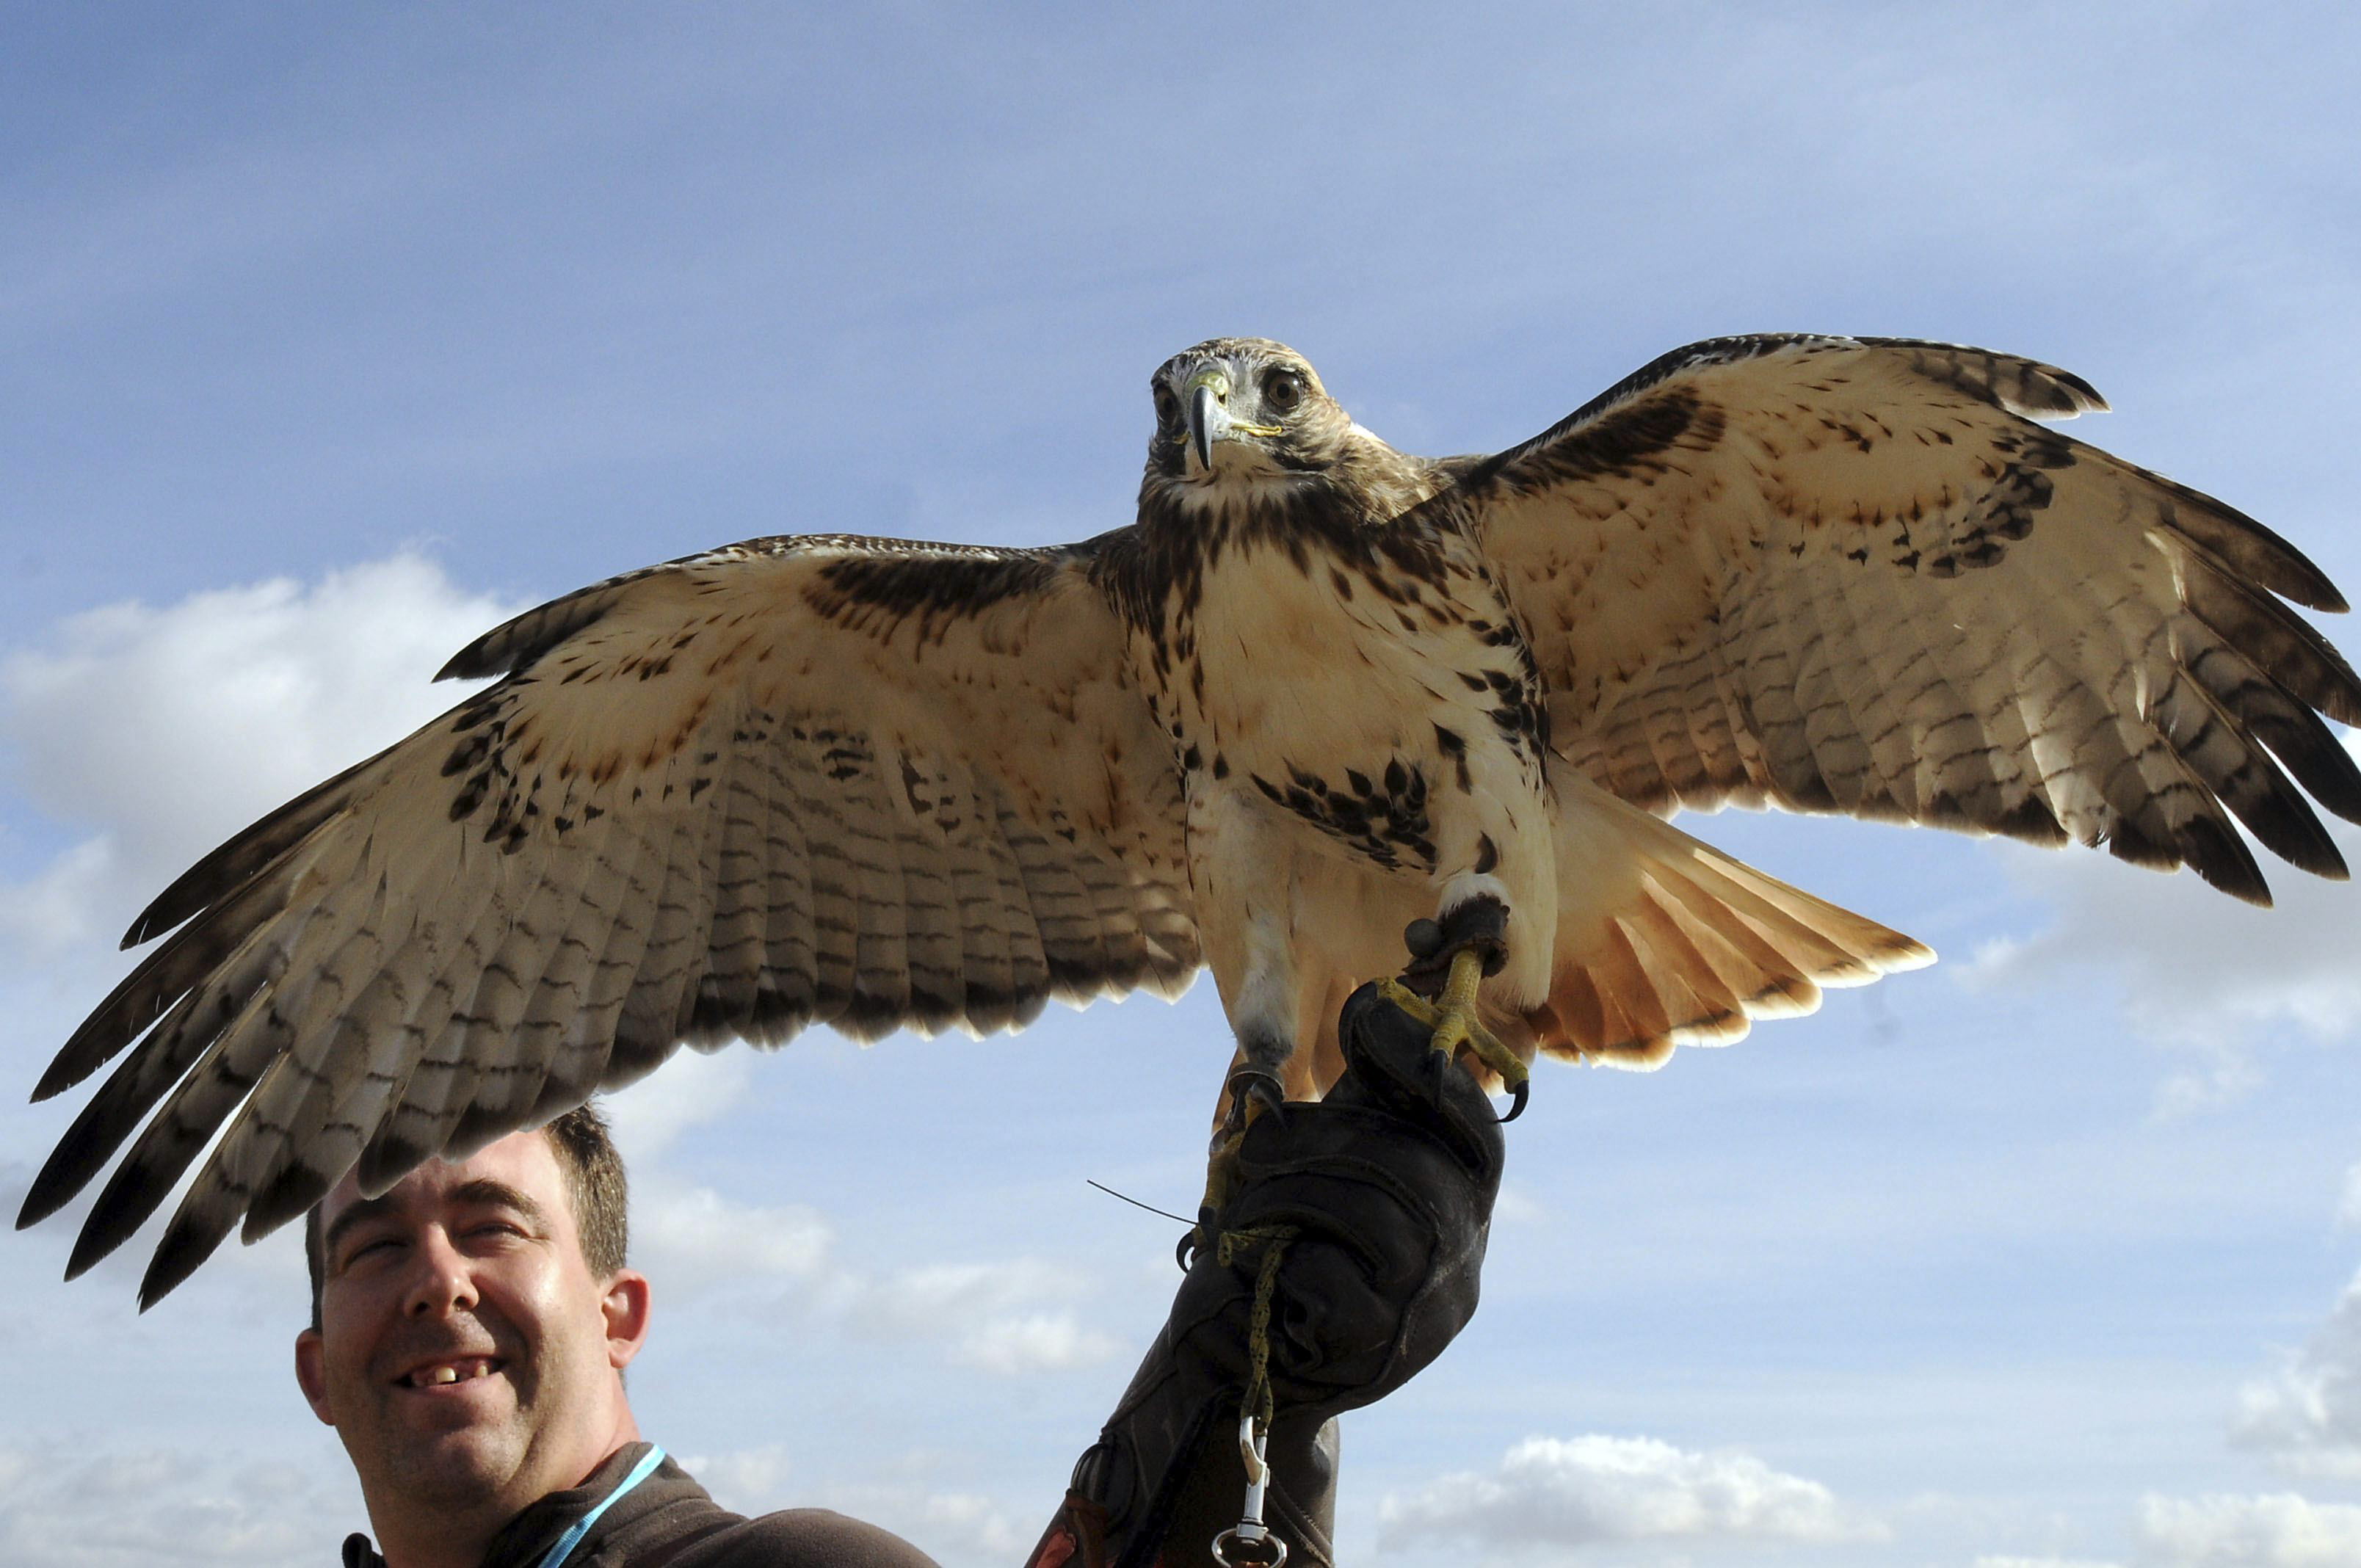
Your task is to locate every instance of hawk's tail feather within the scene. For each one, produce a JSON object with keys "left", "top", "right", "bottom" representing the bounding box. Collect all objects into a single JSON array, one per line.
[{"left": 1529, "top": 774, "right": 1932, "bottom": 1070}]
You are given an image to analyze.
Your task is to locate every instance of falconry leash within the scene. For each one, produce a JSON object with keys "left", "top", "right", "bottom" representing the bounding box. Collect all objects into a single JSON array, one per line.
[{"left": 1211, "top": 1223, "right": 1299, "bottom": 1567}]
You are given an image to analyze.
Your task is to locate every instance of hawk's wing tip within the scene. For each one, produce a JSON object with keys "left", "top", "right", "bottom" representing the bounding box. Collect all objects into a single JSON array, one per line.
[{"left": 1883, "top": 939, "right": 1938, "bottom": 973}]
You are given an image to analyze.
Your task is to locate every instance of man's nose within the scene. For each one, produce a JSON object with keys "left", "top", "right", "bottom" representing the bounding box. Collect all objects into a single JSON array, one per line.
[{"left": 402, "top": 1227, "right": 480, "bottom": 1317}]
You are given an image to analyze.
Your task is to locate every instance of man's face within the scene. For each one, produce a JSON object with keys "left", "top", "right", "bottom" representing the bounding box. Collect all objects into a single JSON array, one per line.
[{"left": 294, "top": 1132, "right": 648, "bottom": 1523}]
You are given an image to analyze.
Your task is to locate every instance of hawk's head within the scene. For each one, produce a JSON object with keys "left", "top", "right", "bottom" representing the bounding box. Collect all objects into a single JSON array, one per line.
[{"left": 1142, "top": 338, "right": 1380, "bottom": 502}]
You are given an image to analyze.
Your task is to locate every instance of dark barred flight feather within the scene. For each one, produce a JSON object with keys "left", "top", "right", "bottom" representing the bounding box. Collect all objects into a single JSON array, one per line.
[{"left": 21, "top": 330, "right": 2358, "bottom": 1305}]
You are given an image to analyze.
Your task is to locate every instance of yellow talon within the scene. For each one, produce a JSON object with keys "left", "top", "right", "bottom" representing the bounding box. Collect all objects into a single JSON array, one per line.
[
  {"left": 1376, "top": 976, "right": 1439, "bottom": 1026},
  {"left": 1421, "top": 949, "right": 1530, "bottom": 1094}
]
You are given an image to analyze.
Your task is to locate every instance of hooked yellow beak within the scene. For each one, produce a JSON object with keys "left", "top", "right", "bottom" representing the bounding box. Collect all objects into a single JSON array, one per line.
[{"left": 1183, "top": 366, "right": 1282, "bottom": 471}]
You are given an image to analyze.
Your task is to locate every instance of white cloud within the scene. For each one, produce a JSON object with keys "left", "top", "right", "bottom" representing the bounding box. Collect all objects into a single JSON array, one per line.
[
  {"left": 1975, "top": 1558, "right": 2124, "bottom": 1568},
  {"left": 1376, "top": 1434, "right": 1885, "bottom": 1555},
  {"left": 623, "top": 1175, "right": 1120, "bottom": 1373},
  {"left": 949, "top": 1311, "right": 1123, "bottom": 1375},
  {"left": 1960, "top": 794, "right": 2361, "bottom": 1114},
  {"left": 0, "top": 835, "right": 117, "bottom": 962},
  {"left": 869, "top": 1258, "right": 1088, "bottom": 1329},
  {"left": 633, "top": 1178, "right": 838, "bottom": 1299},
  {"left": 2234, "top": 1264, "right": 2361, "bottom": 1478},
  {"left": 681, "top": 1442, "right": 800, "bottom": 1511},
  {"left": 0, "top": 1442, "right": 359, "bottom": 1568},
  {"left": 868, "top": 1260, "right": 1123, "bottom": 1375},
  {"left": 893, "top": 1490, "right": 1032, "bottom": 1564},
  {"left": 2136, "top": 1492, "right": 2361, "bottom": 1567},
  {"left": 810, "top": 1480, "right": 1032, "bottom": 1564},
  {"left": 2153, "top": 1045, "right": 2270, "bottom": 1123},
  {"left": 602, "top": 1048, "right": 761, "bottom": 1161},
  {"left": 0, "top": 553, "right": 518, "bottom": 963},
  {"left": 562, "top": 1442, "right": 1034, "bottom": 1565}
]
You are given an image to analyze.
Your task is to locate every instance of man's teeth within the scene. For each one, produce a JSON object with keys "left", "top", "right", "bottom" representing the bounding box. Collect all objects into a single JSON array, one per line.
[{"left": 412, "top": 1359, "right": 496, "bottom": 1386}]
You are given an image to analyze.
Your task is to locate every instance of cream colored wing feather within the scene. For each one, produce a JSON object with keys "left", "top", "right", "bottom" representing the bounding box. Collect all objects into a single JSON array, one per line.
[
  {"left": 1513, "top": 764, "right": 1931, "bottom": 1068},
  {"left": 1459, "top": 335, "right": 2361, "bottom": 901},
  {"left": 23, "top": 534, "right": 1197, "bottom": 1304}
]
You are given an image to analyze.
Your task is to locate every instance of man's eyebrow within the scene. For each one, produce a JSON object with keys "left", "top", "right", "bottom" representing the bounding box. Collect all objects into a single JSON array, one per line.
[
  {"left": 319, "top": 1179, "right": 551, "bottom": 1266},
  {"left": 447, "top": 1179, "right": 549, "bottom": 1230},
  {"left": 322, "top": 1193, "right": 399, "bottom": 1266}
]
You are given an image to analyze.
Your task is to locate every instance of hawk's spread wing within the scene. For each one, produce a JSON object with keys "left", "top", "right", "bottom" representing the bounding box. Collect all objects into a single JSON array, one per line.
[
  {"left": 24, "top": 534, "right": 1197, "bottom": 1304},
  {"left": 1458, "top": 335, "right": 2361, "bottom": 901}
]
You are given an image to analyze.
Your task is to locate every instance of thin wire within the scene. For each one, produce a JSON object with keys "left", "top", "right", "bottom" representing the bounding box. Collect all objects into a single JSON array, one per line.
[{"left": 1085, "top": 1179, "right": 1195, "bottom": 1227}]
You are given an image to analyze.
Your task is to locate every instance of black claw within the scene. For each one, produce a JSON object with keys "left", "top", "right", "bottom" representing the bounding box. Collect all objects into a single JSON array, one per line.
[
  {"left": 1180, "top": 1201, "right": 1221, "bottom": 1271},
  {"left": 1227, "top": 1067, "right": 1288, "bottom": 1130},
  {"left": 1403, "top": 917, "right": 1443, "bottom": 960},
  {"left": 1501, "top": 1077, "right": 1529, "bottom": 1122}
]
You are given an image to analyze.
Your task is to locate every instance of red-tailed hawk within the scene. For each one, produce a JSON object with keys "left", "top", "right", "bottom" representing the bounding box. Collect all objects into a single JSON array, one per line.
[{"left": 21, "top": 334, "right": 2359, "bottom": 1304}]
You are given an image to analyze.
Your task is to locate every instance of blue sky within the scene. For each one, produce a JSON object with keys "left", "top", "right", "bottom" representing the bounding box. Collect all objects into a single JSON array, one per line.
[{"left": 5, "top": 6, "right": 2361, "bottom": 1564}]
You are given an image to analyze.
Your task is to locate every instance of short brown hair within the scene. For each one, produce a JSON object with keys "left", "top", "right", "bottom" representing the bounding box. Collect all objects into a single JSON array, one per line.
[{"left": 303, "top": 1103, "right": 629, "bottom": 1329}]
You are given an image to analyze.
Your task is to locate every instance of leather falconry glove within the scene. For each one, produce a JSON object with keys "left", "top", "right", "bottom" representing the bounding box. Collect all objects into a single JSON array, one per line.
[{"left": 1024, "top": 980, "right": 1509, "bottom": 1567}]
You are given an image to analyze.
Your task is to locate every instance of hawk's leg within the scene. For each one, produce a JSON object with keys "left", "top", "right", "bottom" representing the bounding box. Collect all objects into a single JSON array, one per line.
[
  {"left": 1379, "top": 896, "right": 1531, "bottom": 1117},
  {"left": 1187, "top": 1061, "right": 1288, "bottom": 1266},
  {"left": 1186, "top": 856, "right": 1303, "bottom": 1258}
]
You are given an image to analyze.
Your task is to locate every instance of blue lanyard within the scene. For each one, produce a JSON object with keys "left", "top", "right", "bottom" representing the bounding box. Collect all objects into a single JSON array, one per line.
[{"left": 535, "top": 1444, "right": 669, "bottom": 1568}]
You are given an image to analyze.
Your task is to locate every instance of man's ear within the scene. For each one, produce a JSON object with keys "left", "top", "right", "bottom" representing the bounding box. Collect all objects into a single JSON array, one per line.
[
  {"left": 602, "top": 1271, "right": 653, "bottom": 1371},
  {"left": 294, "top": 1329, "right": 337, "bottom": 1426}
]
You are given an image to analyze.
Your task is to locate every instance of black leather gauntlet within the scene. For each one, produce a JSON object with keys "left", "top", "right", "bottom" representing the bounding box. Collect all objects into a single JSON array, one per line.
[{"left": 1026, "top": 982, "right": 1508, "bottom": 1567}]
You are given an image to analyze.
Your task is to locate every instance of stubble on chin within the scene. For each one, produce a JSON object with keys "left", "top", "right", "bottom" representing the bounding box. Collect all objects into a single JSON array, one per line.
[{"left": 352, "top": 1365, "right": 542, "bottom": 1520}]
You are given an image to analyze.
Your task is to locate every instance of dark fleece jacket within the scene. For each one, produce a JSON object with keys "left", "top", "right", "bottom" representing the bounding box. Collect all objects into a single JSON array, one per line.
[{"left": 338, "top": 1442, "right": 939, "bottom": 1568}]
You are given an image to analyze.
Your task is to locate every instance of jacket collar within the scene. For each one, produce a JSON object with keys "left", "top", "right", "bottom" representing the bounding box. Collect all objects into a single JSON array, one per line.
[{"left": 340, "top": 1442, "right": 692, "bottom": 1568}]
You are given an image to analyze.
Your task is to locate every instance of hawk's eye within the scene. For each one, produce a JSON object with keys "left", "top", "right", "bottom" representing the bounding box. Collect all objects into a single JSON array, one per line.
[
  {"left": 1263, "top": 370, "right": 1304, "bottom": 414},
  {"left": 1153, "top": 385, "right": 1180, "bottom": 428}
]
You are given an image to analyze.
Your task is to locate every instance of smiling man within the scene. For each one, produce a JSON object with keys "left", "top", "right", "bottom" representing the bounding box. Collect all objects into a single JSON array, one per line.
[
  {"left": 297, "top": 1106, "right": 934, "bottom": 1567},
  {"left": 294, "top": 990, "right": 1504, "bottom": 1567}
]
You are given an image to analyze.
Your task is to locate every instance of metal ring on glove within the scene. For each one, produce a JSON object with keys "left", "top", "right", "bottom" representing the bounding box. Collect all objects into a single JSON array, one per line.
[{"left": 1211, "top": 1525, "right": 1288, "bottom": 1566}]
